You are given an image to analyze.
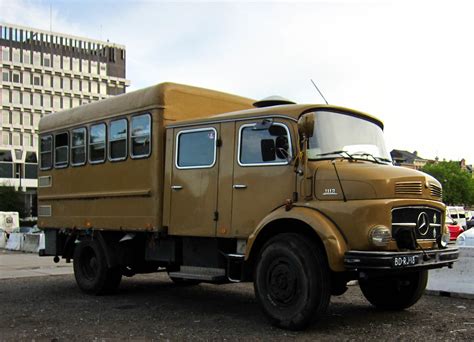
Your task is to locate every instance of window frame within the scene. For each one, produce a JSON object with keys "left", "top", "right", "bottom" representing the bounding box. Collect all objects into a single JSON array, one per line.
[
  {"left": 40, "top": 134, "right": 53, "bottom": 170},
  {"left": 108, "top": 118, "right": 128, "bottom": 162},
  {"left": 88, "top": 123, "right": 107, "bottom": 165},
  {"left": 175, "top": 127, "right": 218, "bottom": 170},
  {"left": 70, "top": 127, "right": 87, "bottom": 167},
  {"left": 54, "top": 132, "right": 69, "bottom": 169},
  {"left": 130, "top": 113, "right": 152, "bottom": 159},
  {"left": 237, "top": 122, "right": 293, "bottom": 167}
]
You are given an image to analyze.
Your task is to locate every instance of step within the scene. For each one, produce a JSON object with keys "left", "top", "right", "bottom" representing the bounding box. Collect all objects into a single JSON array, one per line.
[{"left": 168, "top": 266, "right": 226, "bottom": 282}]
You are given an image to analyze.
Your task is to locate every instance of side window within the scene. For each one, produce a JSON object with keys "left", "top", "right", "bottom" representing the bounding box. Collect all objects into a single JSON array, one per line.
[
  {"left": 54, "top": 132, "right": 69, "bottom": 168},
  {"left": 71, "top": 127, "right": 87, "bottom": 166},
  {"left": 176, "top": 128, "right": 217, "bottom": 169},
  {"left": 130, "top": 114, "right": 151, "bottom": 158},
  {"left": 40, "top": 135, "right": 52, "bottom": 170},
  {"left": 239, "top": 122, "right": 292, "bottom": 166},
  {"left": 89, "top": 123, "right": 106, "bottom": 164},
  {"left": 109, "top": 119, "right": 127, "bottom": 161}
]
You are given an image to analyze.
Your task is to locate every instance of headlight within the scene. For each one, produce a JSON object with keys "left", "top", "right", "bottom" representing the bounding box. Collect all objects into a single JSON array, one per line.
[
  {"left": 369, "top": 226, "right": 391, "bottom": 247},
  {"left": 437, "top": 233, "right": 450, "bottom": 248}
]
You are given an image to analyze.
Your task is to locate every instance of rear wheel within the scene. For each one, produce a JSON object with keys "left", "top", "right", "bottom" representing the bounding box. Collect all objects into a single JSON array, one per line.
[
  {"left": 359, "top": 270, "right": 428, "bottom": 310},
  {"left": 73, "top": 239, "right": 122, "bottom": 295},
  {"left": 254, "top": 233, "right": 331, "bottom": 330}
]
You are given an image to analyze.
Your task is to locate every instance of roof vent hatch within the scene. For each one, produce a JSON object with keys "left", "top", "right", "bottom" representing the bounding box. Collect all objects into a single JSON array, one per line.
[{"left": 253, "top": 96, "right": 296, "bottom": 108}]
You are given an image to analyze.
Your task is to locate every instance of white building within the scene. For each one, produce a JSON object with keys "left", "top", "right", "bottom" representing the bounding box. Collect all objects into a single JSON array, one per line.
[{"left": 0, "top": 23, "right": 129, "bottom": 215}]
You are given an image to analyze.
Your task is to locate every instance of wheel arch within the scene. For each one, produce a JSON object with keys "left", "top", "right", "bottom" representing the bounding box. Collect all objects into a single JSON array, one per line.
[{"left": 245, "top": 206, "right": 348, "bottom": 272}]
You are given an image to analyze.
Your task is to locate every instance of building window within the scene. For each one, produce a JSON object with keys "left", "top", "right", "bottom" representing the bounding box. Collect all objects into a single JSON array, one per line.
[
  {"left": 2, "top": 110, "right": 10, "bottom": 125},
  {"left": 25, "top": 151, "right": 38, "bottom": 179},
  {"left": 2, "top": 132, "right": 11, "bottom": 145},
  {"left": 130, "top": 114, "right": 151, "bottom": 158},
  {"left": 109, "top": 119, "right": 127, "bottom": 161},
  {"left": 2, "top": 71, "right": 9, "bottom": 82},
  {"left": 23, "top": 113, "right": 32, "bottom": 126},
  {"left": 176, "top": 128, "right": 217, "bottom": 169},
  {"left": 12, "top": 73, "right": 20, "bottom": 83},
  {"left": 2, "top": 49, "right": 9, "bottom": 61},
  {"left": 33, "top": 75, "right": 41, "bottom": 86},
  {"left": 238, "top": 122, "right": 292, "bottom": 166},
  {"left": 54, "top": 132, "right": 69, "bottom": 168},
  {"left": 89, "top": 123, "right": 106, "bottom": 163},
  {"left": 12, "top": 132, "right": 20, "bottom": 146},
  {"left": 0, "top": 150, "right": 13, "bottom": 178},
  {"left": 23, "top": 51, "right": 30, "bottom": 64},
  {"left": 43, "top": 57, "right": 50, "bottom": 67},
  {"left": 40, "top": 135, "right": 52, "bottom": 170},
  {"left": 71, "top": 127, "right": 86, "bottom": 166}
]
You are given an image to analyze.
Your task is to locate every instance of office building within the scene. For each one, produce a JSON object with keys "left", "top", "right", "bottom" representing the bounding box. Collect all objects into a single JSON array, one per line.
[{"left": 0, "top": 23, "right": 129, "bottom": 215}]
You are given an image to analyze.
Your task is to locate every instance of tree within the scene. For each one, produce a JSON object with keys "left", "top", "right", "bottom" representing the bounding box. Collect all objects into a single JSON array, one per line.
[
  {"left": 421, "top": 161, "right": 474, "bottom": 206},
  {"left": 0, "top": 186, "right": 24, "bottom": 215}
]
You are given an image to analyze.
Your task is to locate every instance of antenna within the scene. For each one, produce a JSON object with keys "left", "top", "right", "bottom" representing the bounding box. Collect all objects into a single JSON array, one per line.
[
  {"left": 49, "top": 3, "right": 52, "bottom": 32},
  {"left": 310, "top": 79, "right": 329, "bottom": 105}
]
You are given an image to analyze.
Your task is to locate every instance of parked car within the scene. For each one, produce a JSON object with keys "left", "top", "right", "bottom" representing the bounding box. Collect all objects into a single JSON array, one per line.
[
  {"left": 446, "top": 206, "right": 467, "bottom": 230},
  {"left": 456, "top": 227, "right": 474, "bottom": 247},
  {"left": 445, "top": 215, "right": 464, "bottom": 241}
]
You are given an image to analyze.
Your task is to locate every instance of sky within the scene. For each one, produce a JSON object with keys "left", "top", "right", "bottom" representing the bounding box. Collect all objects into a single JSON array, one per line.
[{"left": 1, "top": 0, "right": 473, "bottom": 164}]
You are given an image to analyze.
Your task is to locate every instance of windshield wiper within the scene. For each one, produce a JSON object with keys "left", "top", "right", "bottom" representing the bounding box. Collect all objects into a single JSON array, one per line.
[
  {"left": 312, "top": 150, "right": 355, "bottom": 160},
  {"left": 350, "top": 152, "right": 387, "bottom": 164}
]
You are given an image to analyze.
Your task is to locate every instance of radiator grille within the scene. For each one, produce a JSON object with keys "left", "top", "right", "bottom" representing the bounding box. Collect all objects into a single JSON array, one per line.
[
  {"left": 395, "top": 181, "right": 422, "bottom": 195},
  {"left": 429, "top": 184, "right": 442, "bottom": 199}
]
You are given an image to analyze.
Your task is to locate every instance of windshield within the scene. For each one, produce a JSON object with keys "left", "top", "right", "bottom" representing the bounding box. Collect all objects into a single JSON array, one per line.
[{"left": 307, "top": 111, "right": 391, "bottom": 163}]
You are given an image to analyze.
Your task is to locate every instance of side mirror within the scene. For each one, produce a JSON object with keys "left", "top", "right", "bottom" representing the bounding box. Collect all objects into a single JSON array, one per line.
[
  {"left": 275, "top": 136, "right": 289, "bottom": 159},
  {"left": 297, "top": 113, "right": 315, "bottom": 139},
  {"left": 261, "top": 139, "right": 276, "bottom": 162}
]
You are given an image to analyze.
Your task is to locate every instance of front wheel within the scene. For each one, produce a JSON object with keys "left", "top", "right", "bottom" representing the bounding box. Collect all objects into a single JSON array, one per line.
[
  {"left": 359, "top": 270, "right": 428, "bottom": 310},
  {"left": 73, "top": 239, "right": 122, "bottom": 295},
  {"left": 254, "top": 233, "right": 331, "bottom": 330}
]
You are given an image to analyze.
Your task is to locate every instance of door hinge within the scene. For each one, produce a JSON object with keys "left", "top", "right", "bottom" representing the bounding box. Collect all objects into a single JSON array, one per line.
[{"left": 213, "top": 211, "right": 219, "bottom": 221}]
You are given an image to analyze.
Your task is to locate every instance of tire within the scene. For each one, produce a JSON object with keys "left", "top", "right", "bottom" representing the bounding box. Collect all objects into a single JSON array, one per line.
[
  {"left": 359, "top": 270, "right": 428, "bottom": 310},
  {"left": 73, "top": 239, "right": 122, "bottom": 295},
  {"left": 254, "top": 233, "right": 331, "bottom": 330}
]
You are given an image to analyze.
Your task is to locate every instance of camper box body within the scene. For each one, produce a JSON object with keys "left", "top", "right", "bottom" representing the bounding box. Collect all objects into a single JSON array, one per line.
[{"left": 37, "top": 83, "right": 254, "bottom": 232}]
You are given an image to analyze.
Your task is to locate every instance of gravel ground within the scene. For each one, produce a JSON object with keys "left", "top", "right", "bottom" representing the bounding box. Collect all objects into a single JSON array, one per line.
[{"left": 0, "top": 273, "right": 473, "bottom": 341}]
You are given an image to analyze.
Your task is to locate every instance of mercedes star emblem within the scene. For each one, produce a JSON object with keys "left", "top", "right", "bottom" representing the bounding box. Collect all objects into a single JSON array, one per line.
[{"left": 417, "top": 212, "right": 430, "bottom": 236}]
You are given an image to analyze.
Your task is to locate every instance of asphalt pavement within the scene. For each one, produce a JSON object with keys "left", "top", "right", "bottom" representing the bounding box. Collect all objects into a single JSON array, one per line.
[{"left": 0, "top": 250, "right": 473, "bottom": 340}]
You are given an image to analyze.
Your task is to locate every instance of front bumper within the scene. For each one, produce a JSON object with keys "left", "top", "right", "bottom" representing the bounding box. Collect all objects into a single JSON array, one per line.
[{"left": 344, "top": 247, "right": 459, "bottom": 271}]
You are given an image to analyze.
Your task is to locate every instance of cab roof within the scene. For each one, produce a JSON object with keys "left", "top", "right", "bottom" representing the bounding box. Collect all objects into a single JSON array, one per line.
[{"left": 167, "top": 103, "right": 384, "bottom": 130}]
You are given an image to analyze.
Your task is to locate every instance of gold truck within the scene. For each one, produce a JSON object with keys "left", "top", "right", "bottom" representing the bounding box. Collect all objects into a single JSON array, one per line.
[{"left": 38, "top": 82, "right": 458, "bottom": 330}]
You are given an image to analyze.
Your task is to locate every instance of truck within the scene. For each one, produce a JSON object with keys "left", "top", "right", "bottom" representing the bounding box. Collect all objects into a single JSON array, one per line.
[{"left": 38, "top": 82, "right": 459, "bottom": 330}]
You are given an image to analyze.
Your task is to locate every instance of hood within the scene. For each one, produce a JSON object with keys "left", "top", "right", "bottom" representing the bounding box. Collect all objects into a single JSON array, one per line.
[{"left": 312, "top": 160, "right": 442, "bottom": 201}]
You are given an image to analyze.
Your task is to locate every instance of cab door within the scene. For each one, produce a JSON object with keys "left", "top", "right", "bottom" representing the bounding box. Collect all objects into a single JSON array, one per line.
[
  {"left": 169, "top": 125, "right": 219, "bottom": 237},
  {"left": 230, "top": 119, "right": 295, "bottom": 238}
]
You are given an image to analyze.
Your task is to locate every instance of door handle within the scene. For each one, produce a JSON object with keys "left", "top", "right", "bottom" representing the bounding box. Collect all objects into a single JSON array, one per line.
[
  {"left": 233, "top": 184, "right": 247, "bottom": 189},
  {"left": 171, "top": 185, "right": 183, "bottom": 190}
]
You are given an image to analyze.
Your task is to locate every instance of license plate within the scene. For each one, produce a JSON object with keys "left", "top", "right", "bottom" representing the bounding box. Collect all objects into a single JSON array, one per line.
[{"left": 392, "top": 255, "right": 418, "bottom": 267}]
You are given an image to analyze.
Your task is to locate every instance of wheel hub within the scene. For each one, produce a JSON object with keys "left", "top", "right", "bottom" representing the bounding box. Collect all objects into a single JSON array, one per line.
[{"left": 267, "top": 259, "right": 297, "bottom": 305}]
